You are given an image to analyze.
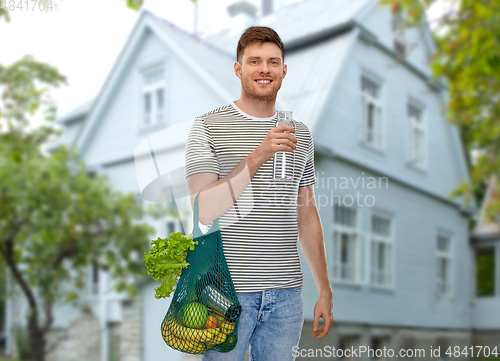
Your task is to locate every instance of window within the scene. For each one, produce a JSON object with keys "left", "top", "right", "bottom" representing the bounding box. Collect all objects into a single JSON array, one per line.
[
  {"left": 338, "top": 335, "right": 359, "bottom": 359},
  {"left": 407, "top": 102, "right": 426, "bottom": 168},
  {"left": 399, "top": 333, "right": 416, "bottom": 360},
  {"left": 392, "top": 9, "right": 407, "bottom": 58},
  {"left": 332, "top": 204, "right": 360, "bottom": 283},
  {"left": 141, "top": 66, "right": 166, "bottom": 126},
  {"left": 435, "top": 337, "right": 451, "bottom": 361},
  {"left": 436, "top": 233, "right": 453, "bottom": 297},
  {"left": 361, "top": 74, "right": 383, "bottom": 148},
  {"left": 370, "top": 214, "right": 393, "bottom": 287},
  {"left": 166, "top": 220, "right": 176, "bottom": 237},
  {"left": 166, "top": 219, "right": 184, "bottom": 237},
  {"left": 371, "top": 336, "right": 390, "bottom": 360},
  {"left": 88, "top": 262, "right": 99, "bottom": 295},
  {"left": 475, "top": 247, "right": 496, "bottom": 297}
]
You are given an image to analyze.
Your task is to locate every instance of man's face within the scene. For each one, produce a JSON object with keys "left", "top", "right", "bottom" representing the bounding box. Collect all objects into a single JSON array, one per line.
[{"left": 234, "top": 41, "right": 287, "bottom": 101}]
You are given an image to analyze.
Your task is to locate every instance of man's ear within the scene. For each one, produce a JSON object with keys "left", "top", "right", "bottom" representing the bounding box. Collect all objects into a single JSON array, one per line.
[
  {"left": 234, "top": 61, "right": 242, "bottom": 80},
  {"left": 283, "top": 63, "right": 287, "bottom": 79}
]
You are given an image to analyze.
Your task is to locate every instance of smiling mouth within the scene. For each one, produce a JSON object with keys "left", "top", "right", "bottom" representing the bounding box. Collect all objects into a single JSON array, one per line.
[{"left": 255, "top": 80, "right": 272, "bottom": 84}]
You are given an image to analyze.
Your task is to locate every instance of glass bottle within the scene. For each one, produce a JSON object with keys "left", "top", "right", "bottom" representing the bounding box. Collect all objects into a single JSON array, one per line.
[{"left": 273, "top": 111, "right": 295, "bottom": 182}]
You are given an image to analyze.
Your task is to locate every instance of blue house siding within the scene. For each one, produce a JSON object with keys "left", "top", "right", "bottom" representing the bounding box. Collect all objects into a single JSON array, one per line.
[
  {"left": 314, "top": 37, "right": 468, "bottom": 208},
  {"left": 300, "top": 155, "right": 472, "bottom": 330},
  {"left": 359, "top": 1, "right": 435, "bottom": 79}
]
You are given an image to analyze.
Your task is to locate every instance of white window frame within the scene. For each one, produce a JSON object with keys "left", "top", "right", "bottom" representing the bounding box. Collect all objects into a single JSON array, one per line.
[
  {"left": 332, "top": 203, "right": 362, "bottom": 284},
  {"left": 436, "top": 231, "right": 454, "bottom": 299},
  {"left": 140, "top": 64, "right": 167, "bottom": 128},
  {"left": 360, "top": 73, "right": 384, "bottom": 149},
  {"left": 368, "top": 212, "right": 394, "bottom": 288},
  {"left": 407, "top": 101, "right": 426, "bottom": 169}
]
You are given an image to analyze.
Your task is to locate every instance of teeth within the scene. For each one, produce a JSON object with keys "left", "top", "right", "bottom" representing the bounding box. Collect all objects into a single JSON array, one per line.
[{"left": 257, "top": 80, "right": 271, "bottom": 84}]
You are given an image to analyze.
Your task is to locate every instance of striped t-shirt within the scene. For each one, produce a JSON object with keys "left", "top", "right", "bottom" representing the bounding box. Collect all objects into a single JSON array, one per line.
[{"left": 184, "top": 101, "right": 316, "bottom": 293}]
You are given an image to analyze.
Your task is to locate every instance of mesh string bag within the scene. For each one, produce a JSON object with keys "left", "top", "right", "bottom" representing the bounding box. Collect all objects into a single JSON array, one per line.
[{"left": 161, "top": 192, "right": 242, "bottom": 355}]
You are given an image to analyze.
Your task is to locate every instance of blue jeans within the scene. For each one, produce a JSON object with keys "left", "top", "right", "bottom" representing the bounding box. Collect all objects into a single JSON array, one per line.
[{"left": 202, "top": 287, "right": 304, "bottom": 361}]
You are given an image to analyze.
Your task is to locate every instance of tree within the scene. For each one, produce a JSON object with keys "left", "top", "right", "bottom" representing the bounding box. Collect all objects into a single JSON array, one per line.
[
  {"left": 379, "top": 0, "right": 500, "bottom": 226},
  {"left": 0, "top": 55, "right": 159, "bottom": 361}
]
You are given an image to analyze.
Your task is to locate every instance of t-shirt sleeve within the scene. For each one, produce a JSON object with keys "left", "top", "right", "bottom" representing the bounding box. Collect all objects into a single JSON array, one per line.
[
  {"left": 185, "top": 117, "right": 220, "bottom": 178},
  {"left": 299, "top": 126, "right": 316, "bottom": 188}
]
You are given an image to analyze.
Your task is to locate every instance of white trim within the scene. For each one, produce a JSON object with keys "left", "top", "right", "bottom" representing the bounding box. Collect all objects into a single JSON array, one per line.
[
  {"left": 435, "top": 230, "right": 454, "bottom": 299},
  {"left": 332, "top": 202, "right": 362, "bottom": 284},
  {"left": 139, "top": 62, "right": 168, "bottom": 129},
  {"left": 360, "top": 71, "right": 384, "bottom": 150},
  {"left": 368, "top": 211, "right": 395, "bottom": 289},
  {"left": 407, "top": 98, "right": 427, "bottom": 169}
]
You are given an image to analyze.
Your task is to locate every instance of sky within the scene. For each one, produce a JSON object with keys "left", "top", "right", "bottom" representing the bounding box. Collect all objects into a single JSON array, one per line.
[{"left": 0, "top": 0, "right": 452, "bottom": 127}]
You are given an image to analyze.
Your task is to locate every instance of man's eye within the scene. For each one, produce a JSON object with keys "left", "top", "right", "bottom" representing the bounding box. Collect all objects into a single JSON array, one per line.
[
  {"left": 271, "top": 61, "right": 278, "bottom": 65},
  {"left": 250, "top": 60, "right": 258, "bottom": 64}
]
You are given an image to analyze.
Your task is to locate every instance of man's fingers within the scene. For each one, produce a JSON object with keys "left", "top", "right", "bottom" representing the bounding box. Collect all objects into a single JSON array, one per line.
[
  {"left": 315, "top": 325, "right": 329, "bottom": 339},
  {"left": 279, "top": 124, "right": 295, "bottom": 133},
  {"left": 274, "top": 124, "right": 295, "bottom": 134},
  {"left": 312, "top": 314, "right": 319, "bottom": 332},
  {"left": 322, "top": 316, "right": 333, "bottom": 336},
  {"left": 312, "top": 312, "right": 333, "bottom": 339}
]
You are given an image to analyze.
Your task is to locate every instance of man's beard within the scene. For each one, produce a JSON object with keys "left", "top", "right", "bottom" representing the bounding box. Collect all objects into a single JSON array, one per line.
[{"left": 241, "top": 78, "right": 279, "bottom": 101}]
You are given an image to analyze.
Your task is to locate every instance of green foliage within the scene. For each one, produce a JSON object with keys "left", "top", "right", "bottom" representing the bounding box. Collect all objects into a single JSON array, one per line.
[
  {"left": 11, "top": 324, "right": 32, "bottom": 360},
  {"left": 126, "top": 0, "right": 144, "bottom": 11},
  {"left": 379, "top": 0, "right": 500, "bottom": 221},
  {"left": 0, "top": 51, "right": 159, "bottom": 358},
  {"left": 144, "top": 232, "right": 197, "bottom": 299},
  {"left": 0, "top": 5, "right": 10, "bottom": 23},
  {"left": 476, "top": 252, "right": 495, "bottom": 297}
]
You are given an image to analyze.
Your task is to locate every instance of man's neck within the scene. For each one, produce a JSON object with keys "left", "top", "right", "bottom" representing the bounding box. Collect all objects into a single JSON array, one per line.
[{"left": 234, "top": 96, "right": 276, "bottom": 118}]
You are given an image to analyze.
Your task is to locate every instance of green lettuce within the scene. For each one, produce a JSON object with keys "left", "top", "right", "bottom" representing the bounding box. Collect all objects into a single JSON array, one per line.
[{"left": 144, "top": 232, "right": 197, "bottom": 299}]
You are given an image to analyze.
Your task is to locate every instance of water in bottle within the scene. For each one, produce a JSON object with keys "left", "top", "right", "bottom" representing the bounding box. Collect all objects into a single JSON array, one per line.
[{"left": 273, "top": 111, "right": 295, "bottom": 182}]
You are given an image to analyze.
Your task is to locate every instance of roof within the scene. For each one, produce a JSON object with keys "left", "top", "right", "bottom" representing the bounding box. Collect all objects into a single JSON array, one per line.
[
  {"left": 148, "top": 12, "right": 241, "bottom": 97},
  {"left": 56, "top": 97, "right": 94, "bottom": 125},
  {"left": 57, "top": 0, "right": 373, "bottom": 128},
  {"left": 472, "top": 174, "right": 500, "bottom": 237},
  {"left": 276, "top": 28, "right": 355, "bottom": 129},
  {"left": 203, "top": 0, "right": 372, "bottom": 55}
]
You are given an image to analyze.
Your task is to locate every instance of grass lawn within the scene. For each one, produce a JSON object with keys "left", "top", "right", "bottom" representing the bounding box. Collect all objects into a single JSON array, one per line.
[{"left": 0, "top": 358, "right": 20, "bottom": 361}]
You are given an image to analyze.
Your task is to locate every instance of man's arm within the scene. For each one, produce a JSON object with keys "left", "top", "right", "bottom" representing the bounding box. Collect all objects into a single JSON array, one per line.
[
  {"left": 186, "top": 123, "right": 297, "bottom": 225},
  {"left": 187, "top": 153, "right": 261, "bottom": 225},
  {"left": 297, "top": 185, "right": 334, "bottom": 339}
]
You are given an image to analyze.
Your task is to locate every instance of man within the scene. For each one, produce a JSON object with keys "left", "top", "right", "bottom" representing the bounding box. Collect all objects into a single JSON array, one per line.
[{"left": 185, "top": 26, "right": 333, "bottom": 361}]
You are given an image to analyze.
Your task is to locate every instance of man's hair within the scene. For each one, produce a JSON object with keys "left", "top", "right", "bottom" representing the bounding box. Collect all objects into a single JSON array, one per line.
[{"left": 236, "top": 26, "right": 284, "bottom": 64}]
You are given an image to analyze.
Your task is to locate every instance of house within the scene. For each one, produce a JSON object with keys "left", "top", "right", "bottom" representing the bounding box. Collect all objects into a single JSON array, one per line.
[{"left": 6, "top": 0, "right": 496, "bottom": 360}]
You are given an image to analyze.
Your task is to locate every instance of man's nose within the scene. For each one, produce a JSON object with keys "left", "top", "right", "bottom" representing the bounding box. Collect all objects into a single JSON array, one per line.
[{"left": 259, "top": 62, "right": 270, "bottom": 74}]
